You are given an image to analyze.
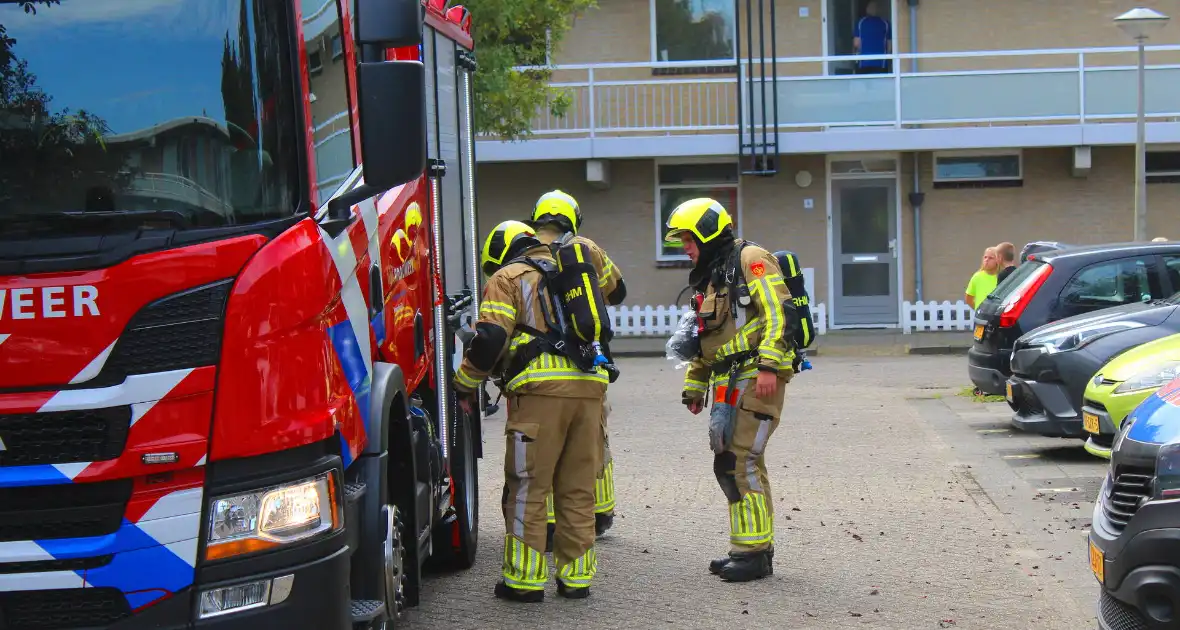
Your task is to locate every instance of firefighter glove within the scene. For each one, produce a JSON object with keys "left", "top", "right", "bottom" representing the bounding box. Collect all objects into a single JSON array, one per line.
[{"left": 708, "top": 400, "right": 737, "bottom": 454}]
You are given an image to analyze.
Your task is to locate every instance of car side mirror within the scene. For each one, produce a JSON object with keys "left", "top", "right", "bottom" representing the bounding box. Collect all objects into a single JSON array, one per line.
[
  {"left": 355, "top": 0, "right": 422, "bottom": 47},
  {"left": 356, "top": 60, "right": 426, "bottom": 190}
]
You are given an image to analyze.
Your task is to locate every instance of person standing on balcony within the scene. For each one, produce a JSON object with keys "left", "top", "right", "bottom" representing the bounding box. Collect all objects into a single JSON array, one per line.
[{"left": 853, "top": 0, "right": 891, "bottom": 74}]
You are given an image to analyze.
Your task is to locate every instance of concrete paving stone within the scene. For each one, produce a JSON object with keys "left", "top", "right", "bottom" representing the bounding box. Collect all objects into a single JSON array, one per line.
[{"left": 402, "top": 356, "right": 1098, "bottom": 629}]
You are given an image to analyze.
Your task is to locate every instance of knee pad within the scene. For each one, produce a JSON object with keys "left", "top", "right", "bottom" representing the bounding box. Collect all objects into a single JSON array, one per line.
[{"left": 713, "top": 451, "right": 741, "bottom": 503}]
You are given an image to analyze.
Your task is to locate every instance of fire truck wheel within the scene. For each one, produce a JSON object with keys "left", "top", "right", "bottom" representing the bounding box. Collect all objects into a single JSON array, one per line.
[
  {"left": 430, "top": 394, "right": 479, "bottom": 570},
  {"left": 379, "top": 504, "right": 407, "bottom": 626}
]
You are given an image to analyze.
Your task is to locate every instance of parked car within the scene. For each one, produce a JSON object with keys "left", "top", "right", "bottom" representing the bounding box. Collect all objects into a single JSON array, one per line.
[
  {"left": 970, "top": 242, "right": 1180, "bottom": 396},
  {"left": 1089, "top": 375, "right": 1180, "bottom": 628},
  {"left": 1081, "top": 332, "right": 1180, "bottom": 459},
  {"left": 1008, "top": 296, "right": 1180, "bottom": 438}
]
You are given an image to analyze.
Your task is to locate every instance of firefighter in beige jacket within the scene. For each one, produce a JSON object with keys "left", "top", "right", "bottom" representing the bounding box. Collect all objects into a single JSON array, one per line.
[
  {"left": 665, "top": 197, "right": 795, "bottom": 583},
  {"left": 528, "top": 190, "right": 627, "bottom": 545},
  {"left": 454, "top": 220, "right": 607, "bottom": 603}
]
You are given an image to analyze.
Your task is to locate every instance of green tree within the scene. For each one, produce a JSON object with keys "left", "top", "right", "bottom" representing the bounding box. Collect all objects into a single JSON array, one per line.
[{"left": 468, "top": 0, "right": 596, "bottom": 140}]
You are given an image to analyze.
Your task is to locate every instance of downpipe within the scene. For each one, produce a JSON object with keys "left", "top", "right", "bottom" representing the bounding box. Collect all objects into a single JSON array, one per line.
[{"left": 908, "top": 0, "right": 924, "bottom": 302}]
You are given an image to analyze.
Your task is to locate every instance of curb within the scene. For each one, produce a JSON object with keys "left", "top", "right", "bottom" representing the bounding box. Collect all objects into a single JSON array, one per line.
[{"left": 907, "top": 345, "right": 971, "bottom": 356}]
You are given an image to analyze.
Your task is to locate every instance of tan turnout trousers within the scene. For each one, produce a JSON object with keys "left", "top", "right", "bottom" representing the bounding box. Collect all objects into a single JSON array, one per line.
[
  {"left": 502, "top": 393, "right": 605, "bottom": 591},
  {"left": 714, "top": 375, "right": 786, "bottom": 553}
]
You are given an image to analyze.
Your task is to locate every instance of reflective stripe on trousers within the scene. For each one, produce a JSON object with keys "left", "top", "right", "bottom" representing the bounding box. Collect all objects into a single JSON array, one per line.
[
  {"left": 556, "top": 546, "right": 598, "bottom": 589},
  {"left": 502, "top": 534, "right": 548, "bottom": 591},
  {"left": 729, "top": 492, "right": 773, "bottom": 546}
]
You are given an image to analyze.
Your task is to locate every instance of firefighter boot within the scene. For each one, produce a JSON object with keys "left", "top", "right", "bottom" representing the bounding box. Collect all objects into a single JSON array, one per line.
[
  {"left": 709, "top": 546, "right": 774, "bottom": 575},
  {"left": 594, "top": 512, "right": 614, "bottom": 537},
  {"left": 717, "top": 549, "right": 773, "bottom": 582},
  {"left": 494, "top": 581, "right": 544, "bottom": 603},
  {"left": 556, "top": 580, "right": 591, "bottom": 600}
]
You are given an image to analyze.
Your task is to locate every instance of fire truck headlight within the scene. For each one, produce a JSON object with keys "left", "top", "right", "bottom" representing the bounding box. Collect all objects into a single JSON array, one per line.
[{"left": 205, "top": 471, "right": 341, "bottom": 561}]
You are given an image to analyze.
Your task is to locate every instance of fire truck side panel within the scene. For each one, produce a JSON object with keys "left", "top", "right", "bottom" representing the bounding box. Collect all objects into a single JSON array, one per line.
[
  {"left": 211, "top": 215, "right": 374, "bottom": 465},
  {"left": 373, "top": 180, "right": 433, "bottom": 392}
]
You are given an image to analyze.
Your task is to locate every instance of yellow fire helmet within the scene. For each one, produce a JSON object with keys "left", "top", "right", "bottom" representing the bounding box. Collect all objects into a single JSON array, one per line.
[
  {"left": 664, "top": 197, "right": 733, "bottom": 245},
  {"left": 481, "top": 220, "right": 541, "bottom": 276},
  {"left": 531, "top": 189, "right": 582, "bottom": 235}
]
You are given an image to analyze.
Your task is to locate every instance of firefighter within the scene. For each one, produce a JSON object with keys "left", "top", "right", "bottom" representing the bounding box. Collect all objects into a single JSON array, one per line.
[
  {"left": 528, "top": 189, "right": 626, "bottom": 546},
  {"left": 453, "top": 220, "right": 608, "bottom": 602},
  {"left": 664, "top": 197, "right": 793, "bottom": 582}
]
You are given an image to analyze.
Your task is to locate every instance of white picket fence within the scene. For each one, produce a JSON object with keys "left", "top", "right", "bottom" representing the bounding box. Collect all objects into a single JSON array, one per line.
[
  {"left": 608, "top": 302, "right": 829, "bottom": 337},
  {"left": 902, "top": 300, "right": 976, "bottom": 333}
]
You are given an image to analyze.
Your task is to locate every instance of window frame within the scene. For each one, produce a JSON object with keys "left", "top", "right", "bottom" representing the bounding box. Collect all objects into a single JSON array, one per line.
[
  {"left": 653, "top": 159, "right": 742, "bottom": 262},
  {"left": 331, "top": 33, "right": 344, "bottom": 60},
  {"left": 649, "top": 0, "right": 739, "bottom": 64},
  {"left": 1147, "top": 150, "right": 1180, "bottom": 182},
  {"left": 298, "top": 0, "right": 357, "bottom": 205},
  {"left": 308, "top": 48, "right": 324, "bottom": 75},
  {"left": 932, "top": 149, "right": 1023, "bottom": 184}
]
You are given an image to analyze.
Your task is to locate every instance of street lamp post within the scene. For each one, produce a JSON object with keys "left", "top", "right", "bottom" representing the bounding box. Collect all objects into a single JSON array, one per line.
[{"left": 1115, "top": 7, "right": 1170, "bottom": 242}]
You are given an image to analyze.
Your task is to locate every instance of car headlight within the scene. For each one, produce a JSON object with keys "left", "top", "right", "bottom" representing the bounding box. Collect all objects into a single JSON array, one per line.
[
  {"left": 1035, "top": 321, "right": 1146, "bottom": 354},
  {"left": 1114, "top": 360, "right": 1180, "bottom": 394},
  {"left": 205, "top": 471, "right": 341, "bottom": 561},
  {"left": 1156, "top": 441, "right": 1180, "bottom": 499}
]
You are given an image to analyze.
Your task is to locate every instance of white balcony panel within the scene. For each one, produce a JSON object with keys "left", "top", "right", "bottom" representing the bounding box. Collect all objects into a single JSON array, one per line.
[
  {"left": 900, "top": 71, "right": 1080, "bottom": 123},
  {"left": 1085, "top": 68, "right": 1180, "bottom": 118},
  {"left": 752, "top": 77, "right": 894, "bottom": 127}
]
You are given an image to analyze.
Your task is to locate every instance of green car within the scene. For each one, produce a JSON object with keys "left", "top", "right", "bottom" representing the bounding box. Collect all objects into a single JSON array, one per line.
[{"left": 1081, "top": 332, "right": 1180, "bottom": 458}]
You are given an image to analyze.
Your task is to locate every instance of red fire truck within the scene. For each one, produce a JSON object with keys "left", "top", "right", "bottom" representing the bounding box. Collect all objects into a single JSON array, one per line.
[{"left": 0, "top": 0, "right": 482, "bottom": 627}]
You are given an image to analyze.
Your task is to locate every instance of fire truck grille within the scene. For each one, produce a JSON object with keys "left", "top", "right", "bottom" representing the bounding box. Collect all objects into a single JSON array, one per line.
[
  {"left": 98, "top": 279, "right": 232, "bottom": 382},
  {"left": 0, "top": 588, "right": 131, "bottom": 629},
  {"left": 0, "top": 479, "right": 131, "bottom": 542},
  {"left": 0, "top": 407, "right": 131, "bottom": 467}
]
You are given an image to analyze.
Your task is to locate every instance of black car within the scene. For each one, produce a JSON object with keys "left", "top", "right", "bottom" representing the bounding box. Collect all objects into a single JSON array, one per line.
[
  {"left": 1089, "top": 380, "right": 1180, "bottom": 629},
  {"left": 970, "top": 242, "right": 1180, "bottom": 396},
  {"left": 1007, "top": 300, "right": 1180, "bottom": 438}
]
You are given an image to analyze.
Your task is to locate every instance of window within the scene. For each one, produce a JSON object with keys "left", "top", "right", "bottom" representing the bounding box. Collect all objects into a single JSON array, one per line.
[
  {"left": 653, "top": 0, "right": 735, "bottom": 62},
  {"left": 1061, "top": 258, "right": 1152, "bottom": 308},
  {"left": 297, "top": 0, "right": 356, "bottom": 206},
  {"left": 1147, "top": 151, "right": 1180, "bottom": 183},
  {"left": 656, "top": 162, "right": 739, "bottom": 260},
  {"left": 1164, "top": 256, "right": 1180, "bottom": 294},
  {"left": 331, "top": 34, "right": 344, "bottom": 60},
  {"left": 933, "top": 151, "right": 1022, "bottom": 188}
]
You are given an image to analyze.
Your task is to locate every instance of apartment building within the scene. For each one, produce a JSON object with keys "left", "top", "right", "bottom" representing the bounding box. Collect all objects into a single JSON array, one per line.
[{"left": 475, "top": 0, "right": 1180, "bottom": 329}]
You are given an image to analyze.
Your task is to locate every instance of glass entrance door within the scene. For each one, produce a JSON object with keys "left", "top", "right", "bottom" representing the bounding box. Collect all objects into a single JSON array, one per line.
[{"left": 832, "top": 178, "right": 898, "bottom": 325}]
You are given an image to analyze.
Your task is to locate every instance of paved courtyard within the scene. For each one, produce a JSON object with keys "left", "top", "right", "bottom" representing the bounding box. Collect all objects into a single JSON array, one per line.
[{"left": 405, "top": 355, "right": 1105, "bottom": 629}]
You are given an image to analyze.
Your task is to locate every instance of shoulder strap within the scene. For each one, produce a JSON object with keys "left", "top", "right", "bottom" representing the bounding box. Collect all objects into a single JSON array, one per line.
[{"left": 725, "top": 241, "right": 754, "bottom": 310}]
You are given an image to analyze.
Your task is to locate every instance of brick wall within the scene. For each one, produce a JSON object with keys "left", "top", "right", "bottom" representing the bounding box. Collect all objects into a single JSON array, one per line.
[
  {"left": 911, "top": 146, "right": 1180, "bottom": 302},
  {"left": 478, "top": 150, "right": 1180, "bottom": 310}
]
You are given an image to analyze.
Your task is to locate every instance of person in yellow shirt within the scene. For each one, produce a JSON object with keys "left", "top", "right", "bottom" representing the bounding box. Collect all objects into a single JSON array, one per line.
[{"left": 964, "top": 246, "right": 999, "bottom": 309}]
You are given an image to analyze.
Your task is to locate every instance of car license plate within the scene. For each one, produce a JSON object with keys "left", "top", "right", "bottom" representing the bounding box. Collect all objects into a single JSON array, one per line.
[
  {"left": 1090, "top": 540, "right": 1104, "bottom": 584},
  {"left": 1006, "top": 382, "right": 1014, "bottom": 403},
  {"left": 973, "top": 324, "right": 984, "bottom": 341},
  {"left": 1083, "top": 411, "right": 1100, "bottom": 435}
]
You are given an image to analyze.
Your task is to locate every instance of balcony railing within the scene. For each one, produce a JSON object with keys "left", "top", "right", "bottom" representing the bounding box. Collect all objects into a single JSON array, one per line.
[{"left": 480, "top": 45, "right": 1180, "bottom": 139}]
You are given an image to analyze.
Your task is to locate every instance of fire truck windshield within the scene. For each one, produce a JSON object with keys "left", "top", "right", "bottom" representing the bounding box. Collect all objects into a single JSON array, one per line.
[{"left": 0, "top": 0, "right": 302, "bottom": 234}]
